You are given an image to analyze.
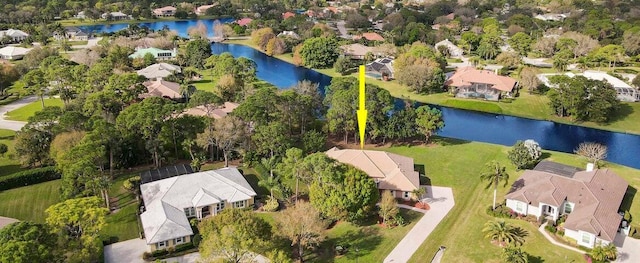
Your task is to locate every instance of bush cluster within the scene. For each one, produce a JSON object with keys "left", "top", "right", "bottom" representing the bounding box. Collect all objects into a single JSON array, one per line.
[
  {"left": 0, "top": 166, "right": 60, "bottom": 191},
  {"left": 142, "top": 242, "right": 196, "bottom": 260},
  {"left": 486, "top": 205, "right": 517, "bottom": 219},
  {"left": 262, "top": 197, "right": 279, "bottom": 212}
]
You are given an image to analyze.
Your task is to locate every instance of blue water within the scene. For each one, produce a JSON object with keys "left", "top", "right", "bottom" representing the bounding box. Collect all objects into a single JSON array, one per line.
[{"left": 87, "top": 20, "right": 640, "bottom": 169}]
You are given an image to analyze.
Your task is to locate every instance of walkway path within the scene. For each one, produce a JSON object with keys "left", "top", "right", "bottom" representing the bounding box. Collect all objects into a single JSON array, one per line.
[
  {"left": 0, "top": 216, "right": 19, "bottom": 229},
  {"left": 0, "top": 96, "right": 36, "bottom": 131},
  {"left": 336, "top": 20, "right": 351, "bottom": 39},
  {"left": 538, "top": 223, "right": 585, "bottom": 254},
  {"left": 614, "top": 232, "right": 640, "bottom": 262},
  {"left": 384, "top": 186, "right": 455, "bottom": 263}
]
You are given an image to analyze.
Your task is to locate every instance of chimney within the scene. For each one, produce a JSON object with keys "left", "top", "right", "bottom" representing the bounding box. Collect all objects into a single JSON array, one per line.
[{"left": 586, "top": 163, "right": 594, "bottom": 172}]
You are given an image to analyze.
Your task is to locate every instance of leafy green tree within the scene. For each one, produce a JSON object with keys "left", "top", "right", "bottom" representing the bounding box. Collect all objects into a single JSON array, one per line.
[
  {"left": 21, "top": 69, "right": 48, "bottom": 108},
  {"left": 45, "top": 197, "right": 108, "bottom": 263},
  {"left": 0, "top": 222, "right": 60, "bottom": 263},
  {"left": 415, "top": 105, "right": 444, "bottom": 143},
  {"left": 508, "top": 140, "right": 541, "bottom": 170},
  {"left": 259, "top": 174, "right": 284, "bottom": 199},
  {"left": 547, "top": 75, "right": 619, "bottom": 122},
  {"left": 592, "top": 44, "right": 626, "bottom": 68},
  {"left": 394, "top": 43, "right": 446, "bottom": 94},
  {"left": 234, "top": 86, "right": 279, "bottom": 125},
  {"left": 308, "top": 154, "right": 379, "bottom": 221},
  {"left": 480, "top": 161, "right": 509, "bottom": 210},
  {"left": 496, "top": 51, "right": 522, "bottom": 69},
  {"left": 502, "top": 245, "right": 529, "bottom": 263},
  {"left": 185, "top": 38, "right": 212, "bottom": 69},
  {"left": 299, "top": 37, "right": 339, "bottom": 68},
  {"left": 199, "top": 209, "right": 272, "bottom": 263},
  {"left": 477, "top": 34, "right": 502, "bottom": 60},
  {"left": 252, "top": 121, "right": 291, "bottom": 159},
  {"left": 482, "top": 220, "right": 527, "bottom": 246},
  {"left": 0, "top": 143, "right": 7, "bottom": 157},
  {"left": 379, "top": 191, "right": 399, "bottom": 225},
  {"left": 116, "top": 97, "right": 176, "bottom": 167},
  {"left": 276, "top": 147, "right": 306, "bottom": 200},
  {"left": 277, "top": 201, "right": 327, "bottom": 261},
  {"left": 622, "top": 27, "right": 640, "bottom": 56},
  {"left": 508, "top": 32, "right": 532, "bottom": 56},
  {"left": 0, "top": 63, "right": 19, "bottom": 96},
  {"left": 333, "top": 56, "right": 356, "bottom": 75},
  {"left": 385, "top": 105, "right": 418, "bottom": 142},
  {"left": 588, "top": 243, "right": 617, "bottom": 262},
  {"left": 302, "top": 130, "right": 326, "bottom": 154}
]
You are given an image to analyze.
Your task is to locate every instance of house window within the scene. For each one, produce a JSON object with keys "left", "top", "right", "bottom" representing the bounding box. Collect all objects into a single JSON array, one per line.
[
  {"left": 175, "top": 237, "right": 185, "bottom": 245},
  {"left": 581, "top": 232, "right": 591, "bottom": 244},
  {"left": 515, "top": 202, "right": 524, "bottom": 212},
  {"left": 403, "top": 191, "right": 410, "bottom": 198},
  {"left": 390, "top": 190, "right": 395, "bottom": 197},
  {"left": 157, "top": 240, "right": 168, "bottom": 249},
  {"left": 564, "top": 203, "right": 572, "bottom": 213},
  {"left": 183, "top": 207, "right": 195, "bottom": 218},
  {"left": 233, "top": 200, "right": 246, "bottom": 208},
  {"left": 216, "top": 202, "right": 225, "bottom": 212}
]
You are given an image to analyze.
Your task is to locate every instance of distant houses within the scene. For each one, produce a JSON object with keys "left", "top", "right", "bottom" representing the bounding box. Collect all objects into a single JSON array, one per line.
[
  {"left": 282, "top": 12, "right": 296, "bottom": 20},
  {"left": 153, "top": 6, "right": 177, "bottom": 17},
  {"left": 435, "top": 39, "right": 464, "bottom": 58},
  {"left": 53, "top": 27, "right": 89, "bottom": 41},
  {"left": 129, "top": 47, "right": 177, "bottom": 61},
  {"left": 366, "top": 58, "right": 394, "bottom": 80},
  {"left": 353, "top": 32, "right": 385, "bottom": 42},
  {"left": 139, "top": 167, "right": 257, "bottom": 252},
  {"left": 137, "top": 63, "right": 182, "bottom": 80},
  {"left": 446, "top": 67, "right": 518, "bottom": 101},
  {"left": 277, "top": 31, "right": 300, "bottom": 39},
  {"left": 195, "top": 4, "right": 215, "bottom": 15},
  {"left": 0, "top": 46, "right": 31, "bottom": 60},
  {"left": 236, "top": 18, "right": 253, "bottom": 27},
  {"left": 0, "top": 29, "right": 29, "bottom": 43},
  {"left": 101, "top": 11, "right": 130, "bottom": 20}
]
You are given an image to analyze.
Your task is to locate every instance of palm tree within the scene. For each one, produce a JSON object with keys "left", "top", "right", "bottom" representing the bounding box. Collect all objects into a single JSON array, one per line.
[
  {"left": 480, "top": 161, "right": 510, "bottom": 210},
  {"left": 180, "top": 83, "right": 196, "bottom": 102},
  {"left": 258, "top": 175, "right": 283, "bottom": 199},
  {"left": 588, "top": 244, "right": 617, "bottom": 262},
  {"left": 411, "top": 187, "right": 426, "bottom": 201},
  {"left": 502, "top": 245, "right": 529, "bottom": 263},
  {"left": 482, "top": 220, "right": 528, "bottom": 246}
]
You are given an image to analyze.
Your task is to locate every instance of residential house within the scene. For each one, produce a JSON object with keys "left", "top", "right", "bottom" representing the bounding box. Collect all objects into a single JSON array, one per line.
[
  {"left": 282, "top": 12, "right": 296, "bottom": 20},
  {"left": 129, "top": 47, "right": 177, "bottom": 60},
  {"left": 340, "top": 43, "right": 374, "bottom": 60},
  {"left": 435, "top": 39, "right": 464, "bottom": 58},
  {"left": 195, "top": 4, "right": 215, "bottom": 15},
  {"left": 325, "top": 148, "right": 421, "bottom": 199},
  {"left": 179, "top": 102, "right": 239, "bottom": 119},
  {"left": 505, "top": 161, "right": 628, "bottom": 248},
  {"left": 102, "top": 12, "right": 129, "bottom": 20},
  {"left": 446, "top": 67, "right": 518, "bottom": 101},
  {"left": 140, "top": 167, "right": 257, "bottom": 251},
  {"left": 153, "top": 6, "right": 177, "bottom": 17},
  {"left": 0, "top": 46, "right": 31, "bottom": 60},
  {"left": 75, "top": 11, "right": 86, "bottom": 19},
  {"left": 236, "top": 18, "right": 253, "bottom": 27},
  {"left": 141, "top": 79, "right": 182, "bottom": 99},
  {"left": 366, "top": 58, "right": 394, "bottom": 79},
  {"left": 0, "top": 29, "right": 29, "bottom": 43},
  {"left": 137, "top": 63, "right": 182, "bottom": 80},
  {"left": 534, "top": 13, "right": 567, "bottom": 22},
  {"left": 277, "top": 31, "right": 300, "bottom": 39},
  {"left": 54, "top": 27, "right": 89, "bottom": 41},
  {"left": 353, "top": 32, "right": 385, "bottom": 42},
  {"left": 537, "top": 71, "right": 639, "bottom": 102}
]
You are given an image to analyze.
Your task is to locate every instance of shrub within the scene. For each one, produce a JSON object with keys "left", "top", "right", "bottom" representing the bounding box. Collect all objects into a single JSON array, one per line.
[
  {"left": 174, "top": 242, "right": 195, "bottom": 253},
  {"left": 545, "top": 224, "right": 557, "bottom": 233},
  {"left": 415, "top": 202, "right": 430, "bottom": 210},
  {"left": 624, "top": 211, "right": 632, "bottom": 222},
  {"left": 151, "top": 249, "right": 169, "bottom": 257},
  {"left": 262, "top": 197, "right": 279, "bottom": 212},
  {"left": 192, "top": 234, "right": 202, "bottom": 247},
  {"left": 392, "top": 214, "right": 406, "bottom": 227},
  {"left": 487, "top": 204, "right": 515, "bottom": 218},
  {"left": 167, "top": 247, "right": 175, "bottom": 254},
  {"left": 142, "top": 252, "right": 152, "bottom": 260},
  {"left": 0, "top": 167, "right": 60, "bottom": 191}
]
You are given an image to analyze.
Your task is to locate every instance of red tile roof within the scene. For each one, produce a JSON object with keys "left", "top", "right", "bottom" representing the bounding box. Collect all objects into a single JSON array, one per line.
[
  {"left": 445, "top": 67, "right": 517, "bottom": 92},
  {"left": 354, "top": 32, "right": 385, "bottom": 41},
  {"left": 236, "top": 18, "right": 253, "bottom": 27},
  {"left": 282, "top": 12, "right": 295, "bottom": 19}
]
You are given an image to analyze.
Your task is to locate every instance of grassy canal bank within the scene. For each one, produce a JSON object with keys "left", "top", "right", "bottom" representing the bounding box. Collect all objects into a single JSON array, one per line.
[{"left": 225, "top": 38, "right": 640, "bottom": 135}]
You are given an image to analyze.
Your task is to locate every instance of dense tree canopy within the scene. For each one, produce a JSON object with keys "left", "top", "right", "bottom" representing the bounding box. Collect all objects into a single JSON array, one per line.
[
  {"left": 0, "top": 222, "right": 60, "bottom": 263},
  {"left": 299, "top": 37, "right": 339, "bottom": 69},
  {"left": 547, "top": 75, "right": 620, "bottom": 123},
  {"left": 394, "top": 43, "right": 446, "bottom": 94}
]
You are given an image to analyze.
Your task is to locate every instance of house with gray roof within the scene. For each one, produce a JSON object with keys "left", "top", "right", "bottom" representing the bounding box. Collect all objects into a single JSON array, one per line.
[
  {"left": 435, "top": 39, "right": 463, "bottom": 58},
  {"left": 129, "top": 47, "right": 177, "bottom": 61},
  {"left": 505, "top": 162, "right": 628, "bottom": 248},
  {"left": 0, "top": 29, "right": 29, "bottom": 43},
  {"left": 137, "top": 63, "right": 182, "bottom": 80},
  {"left": 365, "top": 57, "right": 394, "bottom": 80},
  {"left": 139, "top": 167, "right": 256, "bottom": 251}
]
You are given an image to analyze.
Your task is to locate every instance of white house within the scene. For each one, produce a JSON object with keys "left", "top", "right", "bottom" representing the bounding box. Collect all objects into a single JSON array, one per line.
[
  {"left": 435, "top": 39, "right": 464, "bottom": 57},
  {"left": 537, "top": 71, "right": 640, "bottom": 102},
  {"left": 505, "top": 161, "right": 628, "bottom": 248},
  {"left": 153, "top": 6, "right": 177, "bottom": 17},
  {"left": 139, "top": 167, "right": 256, "bottom": 252},
  {"left": 102, "top": 11, "right": 129, "bottom": 20},
  {"left": 129, "top": 47, "right": 177, "bottom": 60},
  {"left": 0, "top": 29, "right": 29, "bottom": 43},
  {"left": 0, "top": 46, "right": 31, "bottom": 60}
]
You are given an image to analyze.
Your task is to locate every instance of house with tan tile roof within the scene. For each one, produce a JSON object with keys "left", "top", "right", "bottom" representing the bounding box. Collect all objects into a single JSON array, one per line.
[
  {"left": 445, "top": 67, "right": 518, "bottom": 101},
  {"left": 153, "top": 6, "right": 176, "bottom": 17},
  {"left": 326, "top": 148, "right": 421, "bottom": 199},
  {"left": 340, "top": 43, "right": 374, "bottom": 60},
  {"left": 178, "top": 102, "right": 239, "bottom": 119},
  {"left": 505, "top": 162, "right": 628, "bottom": 248},
  {"left": 141, "top": 79, "right": 182, "bottom": 99},
  {"left": 354, "top": 32, "right": 385, "bottom": 42},
  {"left": 282, "top": 12, "right": 296, "bottom": 19}
]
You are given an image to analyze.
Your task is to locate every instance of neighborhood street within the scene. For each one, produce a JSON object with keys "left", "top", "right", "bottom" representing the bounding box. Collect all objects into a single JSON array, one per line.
[{"left": 0, "top": 95, "right": 36, "bottom": 131}]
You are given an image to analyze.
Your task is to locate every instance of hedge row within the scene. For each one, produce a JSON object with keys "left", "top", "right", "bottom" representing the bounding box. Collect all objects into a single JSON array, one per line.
[{"left": 0, "top": 167, "right": 61, "bottom": 191}]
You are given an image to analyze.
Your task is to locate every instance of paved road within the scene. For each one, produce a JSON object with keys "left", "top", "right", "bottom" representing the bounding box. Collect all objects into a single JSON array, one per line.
[
  {"left": 384, "top": 186, "right": 455, "bottom": 263},
  {"left": 336, "top": 20, "right": 351, "bottom": 39},
  {"left": 0, "top": 96, "right": 37, "bottom": 131},
  {"left": 0, "top": 216, "right": 19, "bottom": 229},
  {"left": 72, "top": 37, "right": 102, "bottom": 49},
  {"left": 104, "top": 238, "right": 148, "bottom": 263}
]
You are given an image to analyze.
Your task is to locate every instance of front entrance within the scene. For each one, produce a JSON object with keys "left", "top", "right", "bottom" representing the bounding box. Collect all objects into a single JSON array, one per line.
[{"left": 202, "top": 206, "right": 210, "bottom": 218}]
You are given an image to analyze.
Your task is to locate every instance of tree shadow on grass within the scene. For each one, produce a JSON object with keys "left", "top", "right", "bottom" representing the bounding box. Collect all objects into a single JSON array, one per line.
[
  {"left": 0, "top": 164, "right": 22, "bottom": 177},
  {"left": 0, "top": 134, "right": 15, "bottom": 140},
  {"left": 430, "top": 136, "right": 470, "bottom": 146},
  {"left": 243, "top": 173, "right": 270, "bottom": 197},
  {"left": 311, "top": 227, "right": 382, "bottom": 263},
  {"left": 606, "top": 103, "right": 634, "bottom": 124},
  {"left": 528, "top": 254, "right": 545, "bottom": 263}
]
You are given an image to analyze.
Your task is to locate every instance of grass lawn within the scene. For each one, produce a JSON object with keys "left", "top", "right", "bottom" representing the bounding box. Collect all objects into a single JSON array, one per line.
[
  {"left": 352, "top": 139, "right": 640, "bottom": 263},
  {"left": 5, "top": 98, "right": 64, "bottom": 121},
  {"left": 0, "top": 180, "right": 62, "bottom": 222},
  {"left": 257, "top": 208, "right": 423, "bottom": 263},
  {"left": 0, "top": 129, "right": 22, "bottom": 177},
  {"left": 100, "top": 172, "right": 144, "bottom": 243}
]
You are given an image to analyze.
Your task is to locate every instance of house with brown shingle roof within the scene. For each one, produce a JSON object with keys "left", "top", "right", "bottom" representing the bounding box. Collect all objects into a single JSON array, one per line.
[
  {"left": 141, "top": 79, "right": 182, "bottom": 99},
  {"left": 325, "top": 148, "right": 421, "bottom": 199},
  {"left": 445, "top": 67, "right": 518, "bottom": 101},
  {"left": 505, "top": 162, "right": 628, "bottom": 248}
]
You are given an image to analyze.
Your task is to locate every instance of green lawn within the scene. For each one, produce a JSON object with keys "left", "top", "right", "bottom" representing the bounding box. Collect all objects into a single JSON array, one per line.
[
  {"left": 257, "top": 208, "right": 423, "bottom": 262},
  {"left": 0, "top": 129, "right": 22, "bottom": 177},
  {"left": 100, "top": 172, "right": 143, "bottom": 243},
  {"left": 356, "top": 140, "right": 640, "bottom": 263},
  {"left": 5, "top": 98, "right": 64, "bottom": 121},
  {"left": 0, "top": 180, "right": 62, "bottom": 222}
]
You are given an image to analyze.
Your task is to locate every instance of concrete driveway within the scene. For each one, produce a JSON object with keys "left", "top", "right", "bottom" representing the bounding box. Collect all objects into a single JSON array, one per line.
[
  {"left": 0, "top": 216, "right": 19, "bottom": 229},
  {"left": 104, "top": 238, "right": 149, "bottom": 263},
  {"left": 384, "top": 186, "right": 455, "bottom": 263},
  {"left": 0, "top": 95, "right": 36, "bottom": 131},
  {"left": 614, "top": 232, "right": 640, "bottom": 262}
]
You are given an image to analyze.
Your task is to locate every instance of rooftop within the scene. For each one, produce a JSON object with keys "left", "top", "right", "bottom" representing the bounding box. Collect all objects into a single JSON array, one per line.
[{"left": 446, "top": 67, "right": 518, "bottom": 92}]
